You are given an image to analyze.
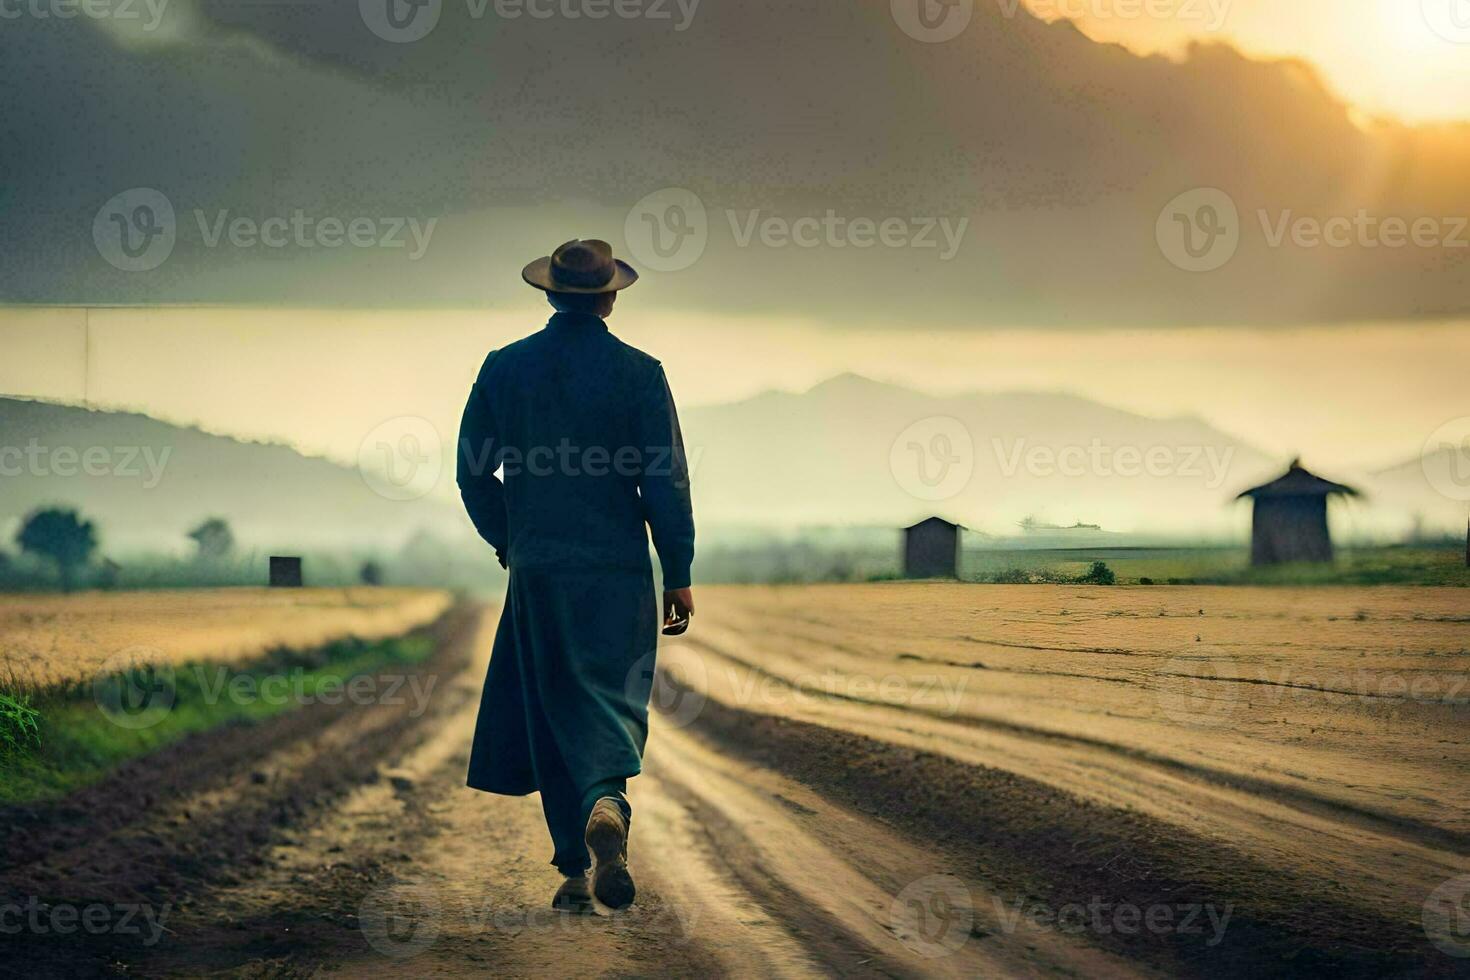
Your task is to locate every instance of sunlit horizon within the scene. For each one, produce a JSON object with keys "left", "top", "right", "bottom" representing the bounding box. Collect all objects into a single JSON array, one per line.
[
  {"left": 1030, "top": 0, "right": 1470, "bottom": 124},
  {"left": 2, "top": 306, "right": 1466, "bottom": 476}
]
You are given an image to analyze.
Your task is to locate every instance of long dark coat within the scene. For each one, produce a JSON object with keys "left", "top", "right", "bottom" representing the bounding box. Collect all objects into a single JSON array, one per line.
[{"left": 457, "top": 311, "right": 695, "bottom": 797}]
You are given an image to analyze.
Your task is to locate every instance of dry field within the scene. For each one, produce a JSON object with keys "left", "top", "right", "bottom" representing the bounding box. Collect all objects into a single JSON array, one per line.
[
  {"left": 675, "top": 583, "right": 1470, "bottom": 836},
  {"left": 668, "top": 585, "right": 1470, "bottom": 950},
  {"left": 5, "top": 582, "right": 1469, "bottom": 978},
  {"left": 0, "top": 587, "right": 453, "bottom": 689}
]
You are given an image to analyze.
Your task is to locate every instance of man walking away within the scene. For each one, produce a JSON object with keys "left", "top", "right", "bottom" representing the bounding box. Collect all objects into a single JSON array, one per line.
[{"left": 458, "top": 238, "right": 696, "bottom": 912}]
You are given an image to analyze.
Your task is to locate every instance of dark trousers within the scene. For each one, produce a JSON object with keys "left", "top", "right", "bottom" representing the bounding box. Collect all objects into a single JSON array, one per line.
[{"left": 528, "top": 692, "right": 633, "bottom": 876}]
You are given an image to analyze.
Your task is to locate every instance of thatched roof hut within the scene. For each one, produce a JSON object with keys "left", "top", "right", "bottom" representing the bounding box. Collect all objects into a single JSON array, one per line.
[{"left": 1236, "top": 460, "right": 1359, "bottom": 566}]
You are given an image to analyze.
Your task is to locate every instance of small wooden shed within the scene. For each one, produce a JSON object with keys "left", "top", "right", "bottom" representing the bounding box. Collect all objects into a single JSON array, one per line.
[
  {"left": 269, "top": 555, "right": 304, "bottom": 587},
  {"left": 903, "top": 517, "right": 963, "bottom": 579},
  {"left": 1236, "top": 460, "right": 1359, "bottom": 566}
]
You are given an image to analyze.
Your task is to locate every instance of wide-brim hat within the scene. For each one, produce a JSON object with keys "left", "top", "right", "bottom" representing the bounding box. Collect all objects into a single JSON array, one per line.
[{"left": 522, "top": 238, "right": 638, "bottom": 294}]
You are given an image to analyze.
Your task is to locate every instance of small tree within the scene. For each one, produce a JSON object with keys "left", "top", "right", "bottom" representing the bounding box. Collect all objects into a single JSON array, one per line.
[
  {"left": 359, "top": 560, "right": 384, "bottom": 586},
  {"left": 187, "top": 518, "right": 235, "bottom": 561},
  {"left": 16, "top": 508, "right": 98, "bottom": 592}
]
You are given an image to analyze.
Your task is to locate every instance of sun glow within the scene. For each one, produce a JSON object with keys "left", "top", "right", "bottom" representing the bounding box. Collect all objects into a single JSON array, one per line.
[
  {"left": 1039, "top": 0, "right": 1470, "bottom": 124},
  {"left": 1374, "top": 0, "right": 1463, "bottom": 65}
]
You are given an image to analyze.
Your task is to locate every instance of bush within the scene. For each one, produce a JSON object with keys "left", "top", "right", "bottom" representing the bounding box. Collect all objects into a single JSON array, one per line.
[{"left": 1076, "top": 561, "right": 1116, "bottom": 585}]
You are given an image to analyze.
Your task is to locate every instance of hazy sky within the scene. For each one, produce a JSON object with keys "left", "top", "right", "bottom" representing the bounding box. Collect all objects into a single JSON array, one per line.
[
  {"left": 1, "top": 308, "right": 1464, "bottom": 473},
  {"left": 3, "top": 3, "right": 1466, "bottom": 483},
  {"left": 4, "top": 1, "right": 1466, "bottom": 322},
  {"left": 1036, "top": 0, "right": 1470, "bottom": 122}
]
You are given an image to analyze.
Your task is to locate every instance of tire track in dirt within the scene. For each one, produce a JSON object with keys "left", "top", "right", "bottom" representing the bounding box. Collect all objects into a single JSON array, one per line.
[
  {"left": 681, "top": 632, "right": 1470, "bottom": 857},
  {"left": 640, "top": 720, "right": 1147, "bottom": 978},
  {"left": 137, "top": 605, "right": 1032, "bottom": 978},
  {"left": 661, "top": 618, "right": 1470, "bottom": 933},
  {"left": 650, "top": 625, "right": 1470, "bottom": 975},
  {"left": 9, "top": 591, "right": 1466, "bottom": 977},
  {"left": 669, "top": 689, "right": 1455, "bottom": 977},
  {"left": 240, "top": 607, "right": 727, "bottom": 979},
  {"left": 0, "top": 606, "right": 480, "bottom": 978},
  {"left": 38, "top": 603, "right": 1137, "bottom": 978}
]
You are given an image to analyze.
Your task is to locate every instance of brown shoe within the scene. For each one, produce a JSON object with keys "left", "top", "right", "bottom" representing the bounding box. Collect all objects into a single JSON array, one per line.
[
  {"left": 584, "top": 798, "right": 635, "bottom": 910},
  {"left": 552, "top": 872, "right": 593, "bottom": 912}
]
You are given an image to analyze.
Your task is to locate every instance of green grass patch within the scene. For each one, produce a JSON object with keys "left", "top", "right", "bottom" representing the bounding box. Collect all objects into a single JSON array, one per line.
[
  {"left": 0, "top": 631, "right": 435, "bottom": 806},
  {"left": 0, "top": 691, "right": 42, "bottom": 755},
  {"left": 962, "top": 545, "right": 1469, "bottom": 587}
]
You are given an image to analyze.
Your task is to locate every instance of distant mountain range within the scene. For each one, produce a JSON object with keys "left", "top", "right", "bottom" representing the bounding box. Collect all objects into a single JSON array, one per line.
[
  {"left": 0, "top": 397, "right": 471, "bottom": 555},
  {"left": 1364, "top": 446, "right": 1470, "bottom": 538},
  {"left": 680, "top": 375, "right": 1463, "bottom": 539},
  {"left": 1, "top": 381, "right": 1460, "bottom": 556},
  {"left": 681, "top": 374, "right": 1280, "bottom": 536}
]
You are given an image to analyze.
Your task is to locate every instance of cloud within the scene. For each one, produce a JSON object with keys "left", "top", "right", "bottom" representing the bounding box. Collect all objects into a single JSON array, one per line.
[{"left": 1, "top": 1, "right": 1465, "bottom": 324}]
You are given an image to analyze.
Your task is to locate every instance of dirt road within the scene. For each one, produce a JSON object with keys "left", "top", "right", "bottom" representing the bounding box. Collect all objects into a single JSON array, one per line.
[{"left": 4, "top": 585, "right": 1468, "bottom": 977}]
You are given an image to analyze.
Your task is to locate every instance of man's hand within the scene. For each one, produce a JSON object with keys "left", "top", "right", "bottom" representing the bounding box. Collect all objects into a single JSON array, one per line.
[{"left": 662, "top": 587, "right": 694, "bottom": 636}]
